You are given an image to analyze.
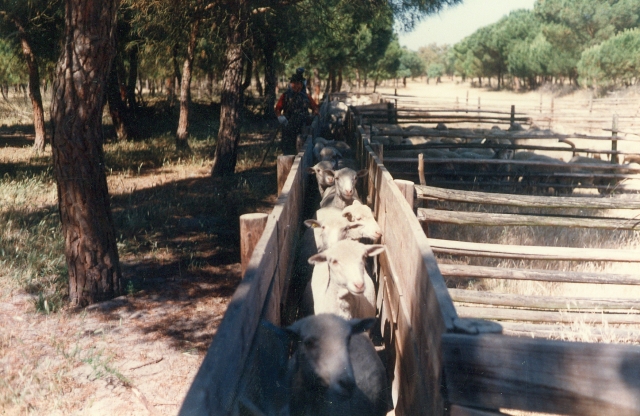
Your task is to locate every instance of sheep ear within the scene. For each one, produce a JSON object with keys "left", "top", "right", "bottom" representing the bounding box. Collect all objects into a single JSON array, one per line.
[
  {"left": 364, "top": 244, "right": 385, "bottom": 257},
  {"left": 349, "top": 318, "right": 376, "bottom": 335},
  {"left": 356, "top": 169, "right": 368, "bottom": 178},
  {"left": 304, "top": 219, "right": 321, "bottom": 229},
  {"left": 323, "top": 169, "right": 335, "bottom": 178},
  {"left": 307, "top": 167, "right": 316, "bottom": 174},
  {"left": 342, "top": 210, "right": 354, "bottom": 221},
  {"left": 308, "top": 252, "right": 327, "bottom": 265},
  {"left": 351, "top": 200, "right": 363, "bottom": 207}
]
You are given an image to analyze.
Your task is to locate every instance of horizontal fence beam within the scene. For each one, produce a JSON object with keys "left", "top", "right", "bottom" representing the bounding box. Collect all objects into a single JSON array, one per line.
[
  {"left": 499, "top": 322, "right": 640, "bottom": 340},
  {"left": 428, "top": 238, "right": 640, "bottom": 262},
  {"left": 449, "top": 288, "right": 640, "bottom": 310},
  {"left": 439, "top": 263, "right": 640, "bottom": 285},
  {"left": 416, "top": 184, "right": 640, "bottom": 209},
  {"left": 442, "top": 332, "right": 640, "bottom": 415},
  {"left": 456, "top": 306, "right": 640, "bottom": 324},
  {"left": 418, "top": 208, "right": 640, "bottom": 230}
]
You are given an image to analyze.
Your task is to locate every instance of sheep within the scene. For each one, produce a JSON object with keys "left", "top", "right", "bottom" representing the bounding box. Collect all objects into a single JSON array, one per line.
[
  {"left": 569, "top": 155, "right": 626, "bottom": 195},
  {"left": 296, "top": 202, "right": 382, "bottom": 285},
  {"left": 302, "top": 239, "right": 384, "bottom": 320},
  {"left": 319, "top": 146, "right": 342, "bottom": 163},
  {"left": 308, "top": 161, "right": 336, "bottom": 196},
  {"left": 286, "top": 314, "right": 391, "bottom": 416},
  {"left": 512, "top": 152, "right": 574, "bottom": 195},
  {"left": 319, "top": 168, "right": 367, "bottom": 209}
]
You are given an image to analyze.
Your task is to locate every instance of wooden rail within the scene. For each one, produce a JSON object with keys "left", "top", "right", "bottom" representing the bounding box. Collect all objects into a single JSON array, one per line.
[
  {"left": 356, "top": 126, "right": 458, "bottom": 415},
  {"left": 450, "top": 288, "right": 640, "bottom": 310},
  {"left": 428, "top": 238, "right": 640, "bottom": 262},
  {"left": 418, "top": 208, "right": 640, "bottom": 230},
  {"left": 416, "top": 185, "right": 640, "bottom": 209},
  {"left": 439, "top": 263, "right": 640, "bottom": 285},
  {"left": 442, "top": 333, "right": 640, "bottom": 415}
]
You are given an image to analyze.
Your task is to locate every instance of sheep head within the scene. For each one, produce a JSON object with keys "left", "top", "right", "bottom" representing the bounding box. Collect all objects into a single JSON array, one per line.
[
  {"left": 286, "top": 314, "right": 375, "bottom": 398},
  {"left": 308, "top": 240, "right": 384, "bottom": 295}
]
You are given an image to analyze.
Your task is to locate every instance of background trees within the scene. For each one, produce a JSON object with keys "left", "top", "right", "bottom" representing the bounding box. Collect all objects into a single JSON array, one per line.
[{"left": 448, "top": 0, "right": 640, "bottom": 92}]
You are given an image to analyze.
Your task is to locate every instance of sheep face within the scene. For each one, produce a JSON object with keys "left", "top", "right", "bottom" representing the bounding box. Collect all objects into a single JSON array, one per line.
[
  {"left": 308, "top": 240, "right": 384, "bottom": 295},
  {"left": 287, "top": 314, "right": 375, "bottom": 398},
  {"left": 307, "top": 161, "right": 336, "bottom": 192},
  {"left": 341, "top": 200, "right": 382, "bottom": 242},
  {"left": 325, "top": 168, "right": 367, "bottom": 202},
  {"left": 304, "top": 217, "right": 363, "bottom": 249}
]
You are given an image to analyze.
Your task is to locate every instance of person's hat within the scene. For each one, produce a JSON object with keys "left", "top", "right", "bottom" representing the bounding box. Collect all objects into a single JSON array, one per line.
[{"left": 289, "top": 72, "right": 305, "bottom": 83}]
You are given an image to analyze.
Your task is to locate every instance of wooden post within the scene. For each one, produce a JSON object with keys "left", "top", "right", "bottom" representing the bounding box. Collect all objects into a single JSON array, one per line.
[
  {"left": 611, "top": 114, "right": 619, "bottom": 164},
  {"left": 277, "top": 155, "right": 295, "bottom": 196},
  {"left": 239, "top": 213, "right": 268, "bottom": 276},
  {"left": 510, "top": 105, "right": 515, "bottom": 127},
  {"left": 466, "top": 90, "right": 469, "bottom": 112},
  {"left": 418, "top": 153, "right": 426, "bottom": 186},
  {"left": 394, "top": 179, "right": 415, "bottom": 212},
  {"left": 377, "top": 144, "right": 384, "bottom": 162}
]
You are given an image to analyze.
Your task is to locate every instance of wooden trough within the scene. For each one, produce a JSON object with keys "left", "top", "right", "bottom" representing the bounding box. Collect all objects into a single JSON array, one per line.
[{"left": 179, "top": 101, "right": 640, "bottom": 416}]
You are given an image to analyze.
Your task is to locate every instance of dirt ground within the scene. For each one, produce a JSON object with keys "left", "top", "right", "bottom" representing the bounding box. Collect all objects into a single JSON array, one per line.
[{"left": 2, "top": 78, "right": 639, "bottom": 415}]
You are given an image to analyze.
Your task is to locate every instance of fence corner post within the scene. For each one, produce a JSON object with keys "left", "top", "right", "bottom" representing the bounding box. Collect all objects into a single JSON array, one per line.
[
  {"left": 277, "top": 155, "right": 296, "bottom": 196},
  {"left": 240, "top": 213, "right": 269, "bottom": 276}
]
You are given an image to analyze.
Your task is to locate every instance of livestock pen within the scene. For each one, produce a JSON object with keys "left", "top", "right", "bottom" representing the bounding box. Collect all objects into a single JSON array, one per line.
[{"left": 179, "top": 98, "right": 640, "bottom": 416}]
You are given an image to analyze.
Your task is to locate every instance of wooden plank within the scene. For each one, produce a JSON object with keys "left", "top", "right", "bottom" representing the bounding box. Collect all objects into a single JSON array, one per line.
[
  {"left": 417, "top": 208, "right": 640, "bottom": 230},
  {"left": 450, "top": 404, "right": 510, "bottom": 416},
  {"left": 456, "top": 305, "right": 640, "bottom": 324},
  {"left": 385, "top": 157, "right": 640, "bottom": 173},
  {"left": 450, "top": 288, "right": 640, "bottom": 310},
  {"left": 439, "top": 263, "right": 640, "bottom": 285},
  {"left": 371, "top": 148, "right": 457, "bottom": 416},
  {"left": 442, "top": 333, "right": 640, "bottom": 415},
  {"left": 428, "top": 238, "right": 640, "bottom": 262},
  {"left": 416, "top": 184, "right": 640, "bottom": 209},
  {"left": 500, "top": 322, "right": 640, "bottom": 340}
]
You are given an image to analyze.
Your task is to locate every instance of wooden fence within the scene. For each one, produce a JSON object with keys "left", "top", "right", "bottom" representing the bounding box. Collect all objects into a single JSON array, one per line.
[
  {"left": 349, "top": 102, "right": 640, "bottom": 415},
  {"left": 179, "top": 98, "right": 640, "bottom": 416}
]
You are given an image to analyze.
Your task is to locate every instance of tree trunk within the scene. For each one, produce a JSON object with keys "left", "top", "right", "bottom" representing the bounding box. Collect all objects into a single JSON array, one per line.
[
  {"left": 242, "top": 46, "right": 253, "bottom": 92},
  {"left": 254, "top": 63, "right": 263, "bottom": 97},
  {"left": 313, "top": 68, "right": 320, "bottom": 102},
  {"left": 50, "top": 0, "right": 122, "bottom": 307},
  {"left": 263, "top": 40, "right": 277, "bottom": 119},
  {"left": 11, "top": 18, "right": 47, "bottom": 152},
  {"left": 211, "top": 0, "right": 247, "bottom": 177},
  {"left": 126, "top": 44, "right": 138, "bottom": 112},
  {"left": 337, "top": 68, "right": 343, "bottom": 92},
  {"left": 176, "top": 18, "right": 200, "bottom": 149},
  {"left": 106, "top": 61, "right": 133, "bottom": 141}
]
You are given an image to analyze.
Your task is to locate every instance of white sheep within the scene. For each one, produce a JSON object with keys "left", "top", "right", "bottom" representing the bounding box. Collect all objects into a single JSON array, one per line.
[
  {"left": 286, "top": 314, "right": 391, "bottom": 416},
  {"left": 319, "top": 168, "right": 367, "bottom": 209},
  {"left": 302, "top": 239, "right": 384, "bottom": 320},
  {"left": 307, "top": 160, "right": 336, "bottom": 196},
  {"left": 295, "top": 202, "right": 382, "bottom": 290}
]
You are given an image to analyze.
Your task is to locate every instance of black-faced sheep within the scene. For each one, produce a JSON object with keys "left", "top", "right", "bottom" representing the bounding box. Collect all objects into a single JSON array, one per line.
[{"left": 286, "top": 314, "right": 391, "bottom": 416}]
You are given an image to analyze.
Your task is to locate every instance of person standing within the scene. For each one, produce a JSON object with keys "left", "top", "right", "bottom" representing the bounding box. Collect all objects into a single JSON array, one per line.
[{"left": 275, "top": 71, "right": 319, "bottom": 155}]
